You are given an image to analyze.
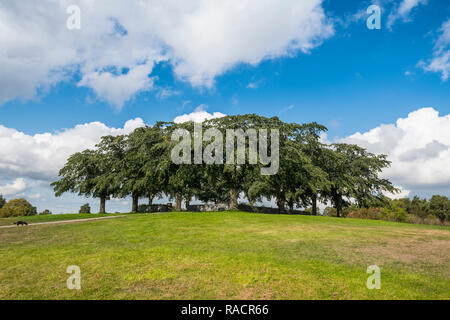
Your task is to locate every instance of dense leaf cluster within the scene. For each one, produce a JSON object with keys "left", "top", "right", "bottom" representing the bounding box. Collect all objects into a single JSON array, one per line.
[
  {"left": 51, "top": 115, "right": 396, "bottom": 215},
  {"left": 0, "top": 198, "right": 37, "bottom": 217}
]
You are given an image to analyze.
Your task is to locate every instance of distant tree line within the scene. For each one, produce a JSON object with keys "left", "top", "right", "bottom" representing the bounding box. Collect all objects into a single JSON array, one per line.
[
  {"left": 325, "top": 195, "right": 450, "bottom": 225},
  {"left": 51, "top": 114, "right": 399, "bottom": 217},
  {"left": 0, "top": 197, "right": 51, "bottom": 217}
]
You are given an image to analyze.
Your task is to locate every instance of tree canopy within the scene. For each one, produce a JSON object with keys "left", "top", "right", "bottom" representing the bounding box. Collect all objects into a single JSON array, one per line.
[
  {"left": 51, "top": 114, "right": 398, "bottom": 216},
  {"left": 0, "top": 198, "right": 37, "bottom": 217}
]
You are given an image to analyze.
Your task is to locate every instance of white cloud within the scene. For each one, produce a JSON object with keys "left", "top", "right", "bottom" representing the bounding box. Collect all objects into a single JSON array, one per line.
[
  {"left": 387, "top": 0, "right": 427, "bottom": 29},
  {"left": 0, "top": 0, "right": 333, "bottom": 107},
  {"left": 385, "top": 186, "right": 411, "bottom": 200},
  {"left": 342, "top": 108, "right": 450, "bottom": 194},
  {"left": 156, "top": 88, "right": 180, "bottom": 100},
  {"left": 174, "top": 105, "right": 227, "bottom": 123},
  {"left": 78, "top": 61, "right": 158, "bottom": 109},
  {"left": 0, "top": 118, "right": 145, "bottom": 182},
  {"left": 246, "top": 78, "right": 265, "bottom": 89},
  {"left": 422, "top": 19, "right": 450, "bottom": 81},
  {"left": 0, "top": 178, "right": 27, "bottom": 196}
]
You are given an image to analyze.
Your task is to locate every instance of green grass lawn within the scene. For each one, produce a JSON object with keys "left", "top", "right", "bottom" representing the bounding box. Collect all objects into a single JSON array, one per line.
[
  {"left": 0, "top": 211, "right": 449, "bottom": 300},
  {"left": 0, "top": 212, "right": 123, "bottom": 226}
]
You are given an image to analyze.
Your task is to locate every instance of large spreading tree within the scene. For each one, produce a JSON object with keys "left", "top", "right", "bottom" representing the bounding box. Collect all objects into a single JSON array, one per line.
[
  {"left": 51, "top": 149, "right": 116, "bottom": 213},
  {"left": 321, "top": 143, "right": 397, "bottom": 217}
]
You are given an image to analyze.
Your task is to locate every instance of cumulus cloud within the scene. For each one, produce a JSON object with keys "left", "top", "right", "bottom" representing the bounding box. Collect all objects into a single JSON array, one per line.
[
  {"left": 173, "top": 105, "right": 226, "bottom": 123},
  {"left": 0, "top": 118, "right": 145, "bottom": 181},
  {"left": 0, "top": 0, "right": 333, "bottom": 108},
  {"left": 78, "top": 61, "right": 158, "bottom": 108},
  {"left": 421, "top": 19, "right": 450, "bottom": 81},
  {"left": 342, "top": 107, "right": 450, "bottom": 194},
  {"left": 399, "top": 140, "right": 449, "bottom": 162},
  {"left": 387, "top": 0, "right": 427, "bottom": 29},
  {"left": 0, "top": 178, "right": 27, "bottom": 196}
]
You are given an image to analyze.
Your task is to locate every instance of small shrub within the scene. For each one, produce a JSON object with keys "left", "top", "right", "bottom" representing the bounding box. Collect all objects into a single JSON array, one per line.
[
  {"left": 405, "top": 214, "right": 443, "bottom": 226},
  {"left": 381, "top": 204, "right": 408, "bottom": 222},
  {"left": 323, "top": 207, "right": 337, "bottom": 217},
  {"left": 347, "top": 207, "right": 382, "bottom": 220},
  {"left": 79, "top": 203, "right": 91, "bottom": 214},
  {"left": 39, "top": 209, "right": 52, "bottom": 215},
  {"left": 0, "top": 198, "right": 37, "bottom": 217},
  {"left": 342, "top": 204, "right": 359, "bottom": 217}
]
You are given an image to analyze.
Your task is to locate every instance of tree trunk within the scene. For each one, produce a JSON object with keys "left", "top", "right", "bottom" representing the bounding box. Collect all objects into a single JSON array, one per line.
[
  {"left": 175, "top": 192, "right": 182, "bottom": 211},
  {"left": 312, "top": 194, "right": 317, "bottom": 216},
  {"left": 229, "top": 189, "right": 238, "bottom": 210},
  {"left": 132, "top": 193, "right": 139, "bottom": 213},
  {"left": 148, "top": 193, "right": 154, "bottom": 206},
  {"left": 288, "top": 202, "right": 294, "bottom": 214},
  {"left": 99, "top": 195, "right": 106, "bottom": 214},
  {"left": 336, "top": 196, "right": 342, "bottom": 218},
  {"left": 277, "top": 197, "right": 286, "bottom": 214},
  {"left": 185, "top": 197, "right": 191, "bottom": 210}
]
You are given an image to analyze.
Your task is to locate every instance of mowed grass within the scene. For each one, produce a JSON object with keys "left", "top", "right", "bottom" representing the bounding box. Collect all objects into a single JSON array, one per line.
[{"left": 0, "top": 211, "right": 449, "bottom": 300}]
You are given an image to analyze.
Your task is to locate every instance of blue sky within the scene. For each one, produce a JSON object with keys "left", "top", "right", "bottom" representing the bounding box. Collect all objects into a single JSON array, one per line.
[
  {"left": 0, "top": 0, "right": 449, "bottom": 212},
  {"left": 1, "top": 0, "right": 449, "bottom": 138}
]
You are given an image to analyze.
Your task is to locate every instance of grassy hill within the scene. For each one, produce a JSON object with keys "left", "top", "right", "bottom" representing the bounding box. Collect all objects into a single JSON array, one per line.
[
  {"left": 0, "top": 212, "right": 121, "bottom": 226},
  {"left": 0, "top": 211, "right": 449, "bottom": 299}
]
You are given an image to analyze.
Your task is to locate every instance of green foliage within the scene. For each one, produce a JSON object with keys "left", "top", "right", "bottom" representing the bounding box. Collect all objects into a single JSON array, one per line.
[
  {"left": 341, "top": 204, "right": 359, "bottom": 217},
  {"left": 0, "top": 195, "right": 5, "bottom": 208},
  {"left": 79, "top": 203, "right": 91, "bottom": 214},
  {"left": 429, "top": 195, "right": 450, "bottom": 223},
  {"left": 39, "top": 209, "right": 52, "bottom": 215},
  {"left": 0, "top": 198, "right": 37, "bottom": 217},
  {"left": 346, "top": 195, "right": 450, "bottom": 225},
  {"left": 51, "top": 148, "right": 117, "bottom": 213},
  {"left": 51, "top": 114, "right": 400, "bottom": 219},
  {"left": 323, "top": 207, "right": 337, "bottom": 217},
  {"left": 410, "top": 196, "right": 429, "bottom": 218},
  {"left": 320, "top": 144, "right": 396, "bottom": 217},
  {"left": 381, "top": 203, "right": 408, "bottom": 222},
  {"left": 347, "top": 207, "right": 382, "bottom": 220}
]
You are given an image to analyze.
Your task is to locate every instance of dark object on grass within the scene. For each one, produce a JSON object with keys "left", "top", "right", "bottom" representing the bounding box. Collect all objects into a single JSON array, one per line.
[
  {"left": 137, "top": 204, "right": 169, "bottom": 213},
  {"left": 238, "top": 204, "right": 309, "bottom": 215},
  {"left": 13, "top": 221, "right": 28, "bottom": 226},
  {"left": 187, "top": 203, "right": 229, "bottom": 212}
]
